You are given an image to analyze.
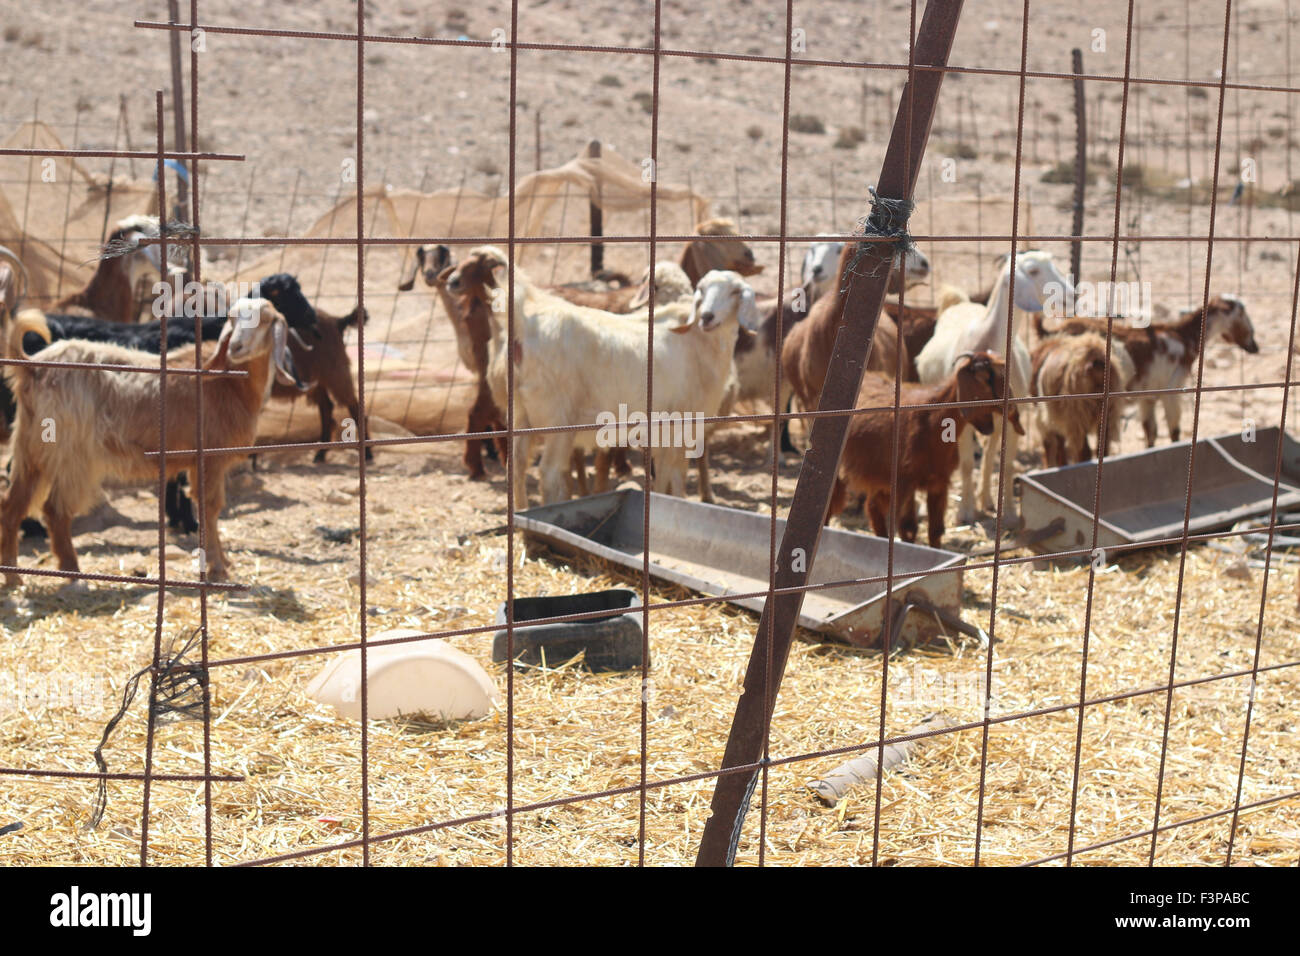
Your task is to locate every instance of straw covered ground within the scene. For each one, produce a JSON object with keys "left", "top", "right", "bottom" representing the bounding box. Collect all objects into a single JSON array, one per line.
[{"left": 1, "top": 419, "right": 1297, "bottom": 867}]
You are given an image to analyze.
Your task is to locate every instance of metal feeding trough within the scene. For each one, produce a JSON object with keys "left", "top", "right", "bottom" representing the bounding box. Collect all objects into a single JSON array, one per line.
[
  {"left": 514, "top": 491, "right": 967, "bottom": 648},
  {"left": 1016, "top": 426, "right": 1300, "bottom": 556}
]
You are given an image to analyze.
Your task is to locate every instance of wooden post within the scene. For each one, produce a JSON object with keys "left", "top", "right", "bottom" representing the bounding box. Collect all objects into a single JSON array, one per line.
[
  {"left": 1072, "top": 47, "right": 1087, "bottom": 284},
  {"left": 534, "top": 108, "right": 542, "bottom": 171},
  {"left": 586, "top": 139, "right": 603, "bottom": 277},
  {"left": 167, "top": 0, "right": 190, "bottom": 228}
]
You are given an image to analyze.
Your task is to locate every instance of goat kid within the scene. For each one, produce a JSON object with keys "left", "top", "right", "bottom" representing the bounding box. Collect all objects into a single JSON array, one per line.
[
  {"left": 1031, "top": 331, "right": 1136, "bottom": 466},
  {"left": 829, "top": 352, "right": 1022, "bottom": 548}
]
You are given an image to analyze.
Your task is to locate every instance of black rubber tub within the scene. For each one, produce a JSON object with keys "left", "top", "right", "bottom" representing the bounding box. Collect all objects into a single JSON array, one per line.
[{"left": 493, "top": 588, "right": 644, "bottom": 672}]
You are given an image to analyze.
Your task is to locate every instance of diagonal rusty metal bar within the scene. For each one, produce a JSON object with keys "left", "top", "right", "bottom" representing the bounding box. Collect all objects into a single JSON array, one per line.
[{"left": 695, "top": 0, "right": 964, "bottom": 868}]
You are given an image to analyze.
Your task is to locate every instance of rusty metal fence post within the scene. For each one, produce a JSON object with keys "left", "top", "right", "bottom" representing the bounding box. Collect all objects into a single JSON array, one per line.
[{"left": 695, "top": 0, "right": 965, "bottom": 868}]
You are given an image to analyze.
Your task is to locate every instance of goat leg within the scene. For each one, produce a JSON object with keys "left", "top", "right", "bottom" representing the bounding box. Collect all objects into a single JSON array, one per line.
[
  {"left": 826, "top": 475, "right": 847, "bottom": 526},
  {"left": 611, "top": 447, "right": 631, "bottom": 477},
  {"left": 695, "top": 444, "right": 713, "bottom": 504},
  {"left": 465, "top": 380, "right": 497, "bottom": 480},
  {"left": 314, "top": 392, "right": 336, "bottom": 464},
  {"left": 925, "top": 483, "right": 948, "bottom": 548},
  {"left": 0, "top": 481, "right": 36, "bottom": 587},
  {"left": 592, "top": 448, "right": 613, "bottom": 493},
  {"left": 570, "top": 447, "right": 590, "bottom": 497},
  {"left": 778, "top": 389, "right": 800, "bottom": 457},
  {"left": 41, "top": 500, "right": 79, "bottom": 575},
  {"left": 1139, "top": 399, "right": 1159, "bottom": 448},
  {"left": 166, "top": 475, "right": 199, "bottom": 534},
  {"left": 463, "top": 414, "right": 487, "bottom": 481},
  {"left": 867, "top": 492, "right": 891, "bottom": 538},
  {"left": 1162, "top": 394, "right": 1182, "bottom": 444},
  {"left": 957, "top": 428, "right": 979, "bottom": 524},
  {"left": 199, "top": 465, "right": 229, "bottom": 582},
  {"left": 510, "top": 434, "right": 532, "bottom": 507},
  {"left": 897, "top": 493, "right": 919, "bottom": 543}
]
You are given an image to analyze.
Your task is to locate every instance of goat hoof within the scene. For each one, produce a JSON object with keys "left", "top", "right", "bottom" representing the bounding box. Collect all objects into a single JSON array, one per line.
[
  {"left": 313, "top": 451, "right": 328, "bottom": 464},
  {"left": 467, "top": 470, "right": 488, "bottom": 482},
  {"left": 956, "top": 505, "right": 977, "bottom": 525}
]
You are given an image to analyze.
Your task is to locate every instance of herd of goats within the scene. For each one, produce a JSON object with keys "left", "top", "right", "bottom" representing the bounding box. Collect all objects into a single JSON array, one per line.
[{"left": 0, "top": 210, "right": 1261, "bottom": 586}]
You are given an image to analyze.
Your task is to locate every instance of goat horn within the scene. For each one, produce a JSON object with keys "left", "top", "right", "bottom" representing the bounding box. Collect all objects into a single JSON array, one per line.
[
  {"left": 0, "top": 244, "right": 30, "bottom": 311},
  {"left": 287, "top": 326, "right": 314, "bottom": 352},
  {"left": 397, "top": 248, "right": 421, "bottom": 291}
]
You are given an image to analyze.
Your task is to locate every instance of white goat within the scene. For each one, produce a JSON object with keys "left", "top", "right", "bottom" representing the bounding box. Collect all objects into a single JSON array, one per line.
[
  {"left": 487, "top": 265, "right": 754, "bottom": 506},
  {"left": 801, "top": 234, "right": 931, "bottom": 302},
  {"left": 801, "top": 236, "right": 844, "bottom": 302},
  {"left": 916, "top": 250, "right": 1071, "bottom": 523}
]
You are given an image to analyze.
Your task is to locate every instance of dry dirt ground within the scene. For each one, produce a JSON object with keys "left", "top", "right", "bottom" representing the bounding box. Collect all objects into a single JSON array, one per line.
[{"left": 0, "top": 1, "right": 1298, "bottom": 865}]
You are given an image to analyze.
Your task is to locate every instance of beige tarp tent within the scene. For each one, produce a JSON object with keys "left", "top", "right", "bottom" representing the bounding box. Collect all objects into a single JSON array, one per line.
[{"left": 0, "top": 124, "right": 711, "bottom": 446}]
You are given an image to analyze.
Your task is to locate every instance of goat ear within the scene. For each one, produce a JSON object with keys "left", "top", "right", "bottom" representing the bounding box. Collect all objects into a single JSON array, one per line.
[
  {"left": 739, "top": 287, "right": 760, "bottom": 329},
  {"left": 209, "top": 321, "right": 234, "bottom": 368},
  {"left": 271, "top": 317, "right": 307, "bottom": 389},
  {"left": 397, "top": 248, "right": 423, "bottom": 291},
  {"left": 669, "top": 294, "right": 703, "bottom": 335}
]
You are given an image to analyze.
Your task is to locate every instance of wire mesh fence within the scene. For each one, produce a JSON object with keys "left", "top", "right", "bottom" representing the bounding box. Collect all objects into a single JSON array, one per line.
[{"left": 0, "top": 0, "right": 1296, "bottom": 867}]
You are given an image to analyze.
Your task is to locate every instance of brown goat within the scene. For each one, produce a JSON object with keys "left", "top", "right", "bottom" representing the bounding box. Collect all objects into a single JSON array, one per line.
[
  {"left": 781, "top": 242, "right": 910, "bottom": 443},
  {"left": 1031, "top": 332, "right": 1135, "bottom": 467},
  {"left": 399, "top": 244, "right": 511, "bottom": 479},
  {"left": 1, "top": 300, "right": 301, "bottom": 583},
  {"left": 882, "top": 300, "right": 941, "bottom": 367},
  {"left": 397, "top": 243, "right": 454, "bottom": 291},
  {"left": 270, "top": 305, "right": 370, "bottom": 463},
  {"left": 54, "top": 216, "right": 164, "bottom": 323},
  {"left": 828, "top": 352, "right": 1022, "bottom": 548},
  {"left": 678, "top": 218, "right": 764, "bottom": 286},
  {"left": 437, "top": 252, "right": 512, "bottom": 479},
  {"left": 546, "top": 218, "right": 762, "bottom": 312}
]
